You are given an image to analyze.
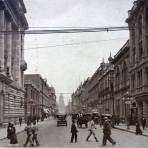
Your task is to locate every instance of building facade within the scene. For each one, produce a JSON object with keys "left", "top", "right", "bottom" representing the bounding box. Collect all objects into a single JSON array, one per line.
[
  {"left": 126, "top": 0, "right": 148, "bottom": 125},
  {"left": 58, "top": 94, "right": 65, "bottom": 114},
  {"left": 24, "top": 82, "right": 40, "bottom": 120},
  {"left": 0, "top": 0, "right": 28, "bottom": 126},
  {"left": 112, "top": 41, "right": 132, "bottom": 123},
  {"left": 24, "top": 74, "right": 56, "bottom": 119}
]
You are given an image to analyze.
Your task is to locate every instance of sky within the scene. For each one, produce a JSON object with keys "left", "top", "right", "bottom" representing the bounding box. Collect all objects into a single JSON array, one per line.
[{"left": 23, "top": 0, "right": 134, "bottom": 105}]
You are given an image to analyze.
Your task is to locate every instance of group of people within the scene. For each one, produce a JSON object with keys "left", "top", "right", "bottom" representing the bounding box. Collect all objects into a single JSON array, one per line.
[
  {"left": 7, "top": 120, "right": 40, "bottom": 147},
  {"left": 70, "top": 116, "right": 116, "bottom": 146}
]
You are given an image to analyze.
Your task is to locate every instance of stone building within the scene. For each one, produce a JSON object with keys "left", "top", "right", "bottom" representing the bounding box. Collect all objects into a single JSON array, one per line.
[
  {"left": 126, "top": 0, "right": 148, "bottom": 125},
  {"left": 98, "top": 56, "right": 114, "bottom": 115},
  {"left": 58, "top": 93, "right": 65, "bottom": 114},
  {"left": 24, "top": 82, "right": 40, "bottom": 120},
  {"left": 86, "top": 60, "right": 110, "bottom": 112},
  {"left": 72, "top": 83, "right": 84, "bottom": 113},
  {"left": 112, "top": 41, "right": 132, "bottom": 122},
  {"left": 0, "top": 0, "right": 28, "bottom": 126},
  {"left": 24, "top": 74, "right": 56, "bottom": 119},
  {"left": 72, "top": 58, "right": 113, "bottom": 114}
]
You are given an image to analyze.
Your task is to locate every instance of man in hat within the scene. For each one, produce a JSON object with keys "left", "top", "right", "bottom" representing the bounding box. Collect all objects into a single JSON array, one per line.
[
  {"left": 102, "top": 117, "right": 116, "bottom": 146},
  {"left": 86, "top": 117, "right": 98, "bottom": 142}
]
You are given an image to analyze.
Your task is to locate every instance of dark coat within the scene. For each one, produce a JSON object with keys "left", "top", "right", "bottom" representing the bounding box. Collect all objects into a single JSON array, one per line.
[
  {"left": 10, "top": 126, "right": 18, "bottom": 144},
  {"left": 71, "top": 123, "right": 78, "bottom": 133},
  {"left": 7, "top": 123, "right": 12, "bottom": 139},
  {"left": 103, "top": 120, "right": 111, "bottom": 136},
  {"left": 136, "top": 123, "right": 142, "bottom": 135}
]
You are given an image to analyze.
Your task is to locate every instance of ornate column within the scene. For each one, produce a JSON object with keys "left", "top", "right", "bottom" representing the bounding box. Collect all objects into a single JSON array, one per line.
[
  {"left": 0, "top": 10, "right": 5, "bottom": 74},
  {"left": 12, "top": 28, "right": 21, "bottom": 88},
  {"left": 6, "top": 21, "right": 12, "bottom": 78}
]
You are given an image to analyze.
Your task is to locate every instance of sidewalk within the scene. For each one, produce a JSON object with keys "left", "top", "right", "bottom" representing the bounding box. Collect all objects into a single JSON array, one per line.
[
  {"left": 114, "top": 123, "right": 148, "bottom": 137},
  {"left": 0, "top": 118, "right": 50, "bottom": 140}
]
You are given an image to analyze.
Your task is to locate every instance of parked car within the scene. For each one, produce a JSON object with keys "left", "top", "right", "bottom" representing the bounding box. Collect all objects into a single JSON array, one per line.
[{"left": 56, "top": 114, "right": 67, "bottom": 126}]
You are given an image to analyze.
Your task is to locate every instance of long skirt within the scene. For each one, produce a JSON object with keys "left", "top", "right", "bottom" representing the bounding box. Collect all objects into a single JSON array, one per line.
[{"left": 10, "top": 134, "right": 18, "bottom": 144}]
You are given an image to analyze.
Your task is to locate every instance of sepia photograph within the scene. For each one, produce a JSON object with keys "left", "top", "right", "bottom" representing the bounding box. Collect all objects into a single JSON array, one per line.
[{"left": 0, "top": 0, "right": 148, "bottom": 147}]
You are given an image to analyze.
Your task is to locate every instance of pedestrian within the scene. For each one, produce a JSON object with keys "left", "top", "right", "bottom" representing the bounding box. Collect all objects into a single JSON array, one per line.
[
  {"left": 32, "top": 121, "right": 40, "bottom": 146},
  {"left": 86, "top": 117, "right": 98, "bottom": 142},
  {"left": 135, "top": 122, "right": 142, "bottom": 135},
  {"left": 7, "top": 122, "right": 12, "bottom": 139},
  {"left": 19, "top": 117, "right": 22, "bottom": 126},
  {"left": 70, "top": 120, "right": 78, "bottom": 143},
  {"left": 23, "top": 121, "right": 34, "bottom": 147},
  {"left": 142, "top": 118, "right": 146, "bottom": 130},
  {"left": 9, "top": 123, "right": 18, "bottom": 145},
  {"left": 102, "top": 117, "right": 116, "bottom": 146}
]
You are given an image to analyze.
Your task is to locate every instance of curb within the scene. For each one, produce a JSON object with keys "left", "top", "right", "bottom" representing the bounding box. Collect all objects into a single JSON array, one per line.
[{"left": 114, "top": 127, "right": 148, "bottom": 137}]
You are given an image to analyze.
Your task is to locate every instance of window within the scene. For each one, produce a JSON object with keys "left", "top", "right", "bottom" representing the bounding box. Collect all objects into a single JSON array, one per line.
[
  {"left": 116, "top": 67, "right": 120, "bottom": 85},
  {"left": 146, "top": 36, "right": 148, "bottom": 55},
  {"left": 145, "top": 67, "right": 148, "bottom": 85},
  {"left": 138, "top": 16, "right": 142, "bottom": 40},
  {"left": 133, "top": 48, "right": 136, "bottom": 64},
  {"left": 137, "top": 70, "right": 142, "bottom": 86},
  {"left": 145, "top": 6, "right": 148, "bottom": 27},
  {"left": 122, "top": 62, "right": 127, "bottom": 82},
  {"left": 139, "top": 41, "right": 143, "bottom": 60},
  {"left": 131, "top": 74, "right": 135, "bottom": 89}
]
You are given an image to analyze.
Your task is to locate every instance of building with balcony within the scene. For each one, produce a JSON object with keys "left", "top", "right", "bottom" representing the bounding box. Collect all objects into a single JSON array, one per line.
[
  {"left": 126, "top": 0, "right": 148, "bottom": 125},
  {"left": 0, "top": 0, "right": 28, "bottom": 126},
  {"left": 24, "top": 74, "right": 56, "bottom": 119}
]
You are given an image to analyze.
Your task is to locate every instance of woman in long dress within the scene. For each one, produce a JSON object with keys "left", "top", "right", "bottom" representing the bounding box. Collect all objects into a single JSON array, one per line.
[{"left": 9, "top": 123, "right": 18, "bottom": 145}]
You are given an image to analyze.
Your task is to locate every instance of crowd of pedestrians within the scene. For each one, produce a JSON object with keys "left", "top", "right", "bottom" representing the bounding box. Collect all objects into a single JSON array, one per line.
[
  {"left": 6, "top": 117, "right": 40, "bottom": 147},
  {"left": 70, "top": 116, "right": 116, "bottom": 146}
]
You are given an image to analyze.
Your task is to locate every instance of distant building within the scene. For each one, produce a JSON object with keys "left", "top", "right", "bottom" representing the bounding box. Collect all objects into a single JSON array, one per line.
[
  {"left": 65, "top": 101, "right": 72, "bottom": 115},
  {"left": 24, "top": 74, "right": 56, "bottom": 119},
  {"left": 0, "top": 0, "right": 28, "bottom": 126},
  {"left": 58, "top": 94, "right": 65, "bottom": 114}
]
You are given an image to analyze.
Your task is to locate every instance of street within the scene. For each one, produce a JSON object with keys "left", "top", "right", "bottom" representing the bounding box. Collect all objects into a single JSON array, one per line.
[{"left": 0, "top": 118, "right": 148, "bottom": 148}]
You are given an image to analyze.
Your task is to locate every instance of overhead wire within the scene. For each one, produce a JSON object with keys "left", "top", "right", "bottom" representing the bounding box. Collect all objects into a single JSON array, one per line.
[
  {"left": 0, "top": 26, "right": 130, "bottom": 34},
  {"left": 25, "top": 37, "right": 127, "bottom": 51}
]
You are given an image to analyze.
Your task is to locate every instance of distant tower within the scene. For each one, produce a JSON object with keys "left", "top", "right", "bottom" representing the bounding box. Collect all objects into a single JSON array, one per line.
[{"left": 58, "top": 93, "right": 65, "bottom": 113}]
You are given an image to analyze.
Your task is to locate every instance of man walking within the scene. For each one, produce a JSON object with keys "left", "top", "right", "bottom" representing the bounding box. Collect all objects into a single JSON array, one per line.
[
  {"left": 86, "top": 117, "right": 98, "bottom": 142},
  {"left": 32, "top": 121, "right": 40, "bottom": 146},
  {"left": 142, "top": 118, "right": 146, "bottom": 130},
  {"left": 19, "top": 117, "right": 22, "bottom": 126},
  {"left": 70, "top": 120, "right": 78, "bottom": 143},
  {"left": 23, "top": 122, "right": 34, "bottom": 147},
  {"left": 102, "top": 117, "right": 116, "bottom": 146}
]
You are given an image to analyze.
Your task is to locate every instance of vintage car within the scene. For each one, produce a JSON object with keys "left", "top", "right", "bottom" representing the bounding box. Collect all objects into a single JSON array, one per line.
[
  {"left": 56, "top": 114, "right": 67, "bottom": 126},
  {"left": 78, "top": 113, "right": 91, "bottom": 128}
]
